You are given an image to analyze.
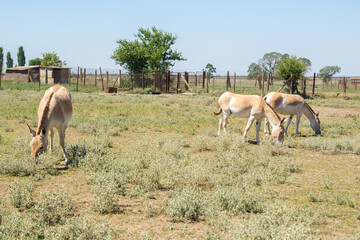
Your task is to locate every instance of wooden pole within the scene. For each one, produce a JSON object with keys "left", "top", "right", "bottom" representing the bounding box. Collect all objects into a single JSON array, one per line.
[
  {"left": 233, "top": 72, "right": 236, "bottom": 92},
  {"left": 303, "top": 77, "right": 306, "bottom": 96},
  {"left": 76, "top": 66, "right": 79, "bottom": 92},
  {"left": 94, "top": 69, "right": 97, "bottom": 87},
  {"left": 206, "top": 71, "right": 209, "bottom": 93},
  {"left": 343, "top": 77, "right": 346, "bottom": 93},
  {"left": 257, "top": 75, "right": 261, "bottom": 90},
  {"left": 159, "top": 71, "right": 162, "bottom": 92},
  {"left": 79, "top": 68, "right": 82, "bottom": 87},
  {"left": 45, "top": 68, "right": 48, "bottom": 84},
  {"left": 184, "top": 71, "right": 188, "bottom": 90},
  {"left": 267, "top": 72, "right": 270, "bottom": 91},
  {"left": 195, "top": 73, "right": 197, "bottom": 87},
  {"left": 68, "top": 69, "right": 71, "bottom": 86},
  {"left": 312, "top": 72, "right": 315, "bottom": 97},
  {"left": 99, "top": 67, "right": 104, "bottom": 91},
  {"left": 177, "top": 72, "right": 180, "bottom": 94},
  {"left": 27, "top": 69, "right": 30, "bottom": 82},
  {"left": 202, "top": 71, "right": 205, "bottom": 88},
  {"left": 83, "top": 68, "right": 86, "bottom": 85}
]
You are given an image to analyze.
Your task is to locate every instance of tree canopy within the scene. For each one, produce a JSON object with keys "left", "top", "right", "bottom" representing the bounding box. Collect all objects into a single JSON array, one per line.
[
  {"left": 6, "top": 52, "right": 13, "bottom": 68},
  {"left": 203, "top": 63, "right": 216, "bottom": 78},
  {"left": 111, "top": 26, "right": 186, "bottom": 73},
  {"left": 275, "top": 56, "right": 308, "bottom": 93},
  {"left": 247, "top": 62, "right": 263, "bottom": 80},
  {"left": 29, "top": 58, "right": 42, "bottom": 66},
  {"left": 17, "top": 46, "right": 26, "bottom": 66},
  {"left": 318, "top": 66, "right": 341, "bottom": 83},
  {"left": 41, "top": 52, "right": 66, "bottom": 67}
]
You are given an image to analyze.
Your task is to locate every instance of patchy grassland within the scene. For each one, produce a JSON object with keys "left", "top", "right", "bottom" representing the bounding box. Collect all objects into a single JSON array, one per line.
[{"left": 0, "top": 80, "right": 359, "bottom": 239}]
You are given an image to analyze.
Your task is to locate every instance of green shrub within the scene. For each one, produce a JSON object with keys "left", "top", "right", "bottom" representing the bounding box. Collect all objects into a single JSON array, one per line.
[
  {"left": 34, "top": 190, "right": 76, "bottom": 225},
  {"left": 8, "top": 181, "right": 34, "bottom": 209},
  {"left": 91, "top": 171, "right": 126, "bottom": 214},
  {"left": 166, "top": 186, "right": 205, "bottom": 222}
]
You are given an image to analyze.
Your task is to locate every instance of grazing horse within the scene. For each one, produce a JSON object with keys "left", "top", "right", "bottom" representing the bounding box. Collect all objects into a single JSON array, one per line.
[
  {"left": 264, "top": 92, "right": 321, "bottom": 136},
  {"left": 27, "top": 85, "right": 73, "bottom": 164},
  {"left": 214, "top": 92, "right": 285, "bottom": 143}
]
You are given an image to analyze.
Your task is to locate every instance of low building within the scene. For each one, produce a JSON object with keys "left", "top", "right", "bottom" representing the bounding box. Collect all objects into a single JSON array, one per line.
[{"left": 3, "top": 66, "right": 70, "bottom": 84}]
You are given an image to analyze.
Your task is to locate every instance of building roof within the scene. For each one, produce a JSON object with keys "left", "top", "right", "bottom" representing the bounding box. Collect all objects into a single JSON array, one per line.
[{"left": 6, "top": 66, "right": 70, "bottom": 71}]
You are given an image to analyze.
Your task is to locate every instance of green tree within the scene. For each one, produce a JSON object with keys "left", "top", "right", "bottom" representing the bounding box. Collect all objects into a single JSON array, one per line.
[
  {"left": 247, "top": 62, "right": 263, "bottom": 80},
  {"left": 0, "top": 47, "right": 3, "bottom": 67},
  {"left": 6, "top": 52, "right": 13, "bottom": 68},
  {"left": 111, "top": 26, "right": 186, "bottom": 73},
  {"left": 203, "top": 63, "right": 216, "bottom": 78},
  {"left": 17, "top": 46, "right": 26, "bottom": 66},
  {"left": 299, "top": 57, "right": 312, "bottom": 71},
  {"left": 258, "top": 52, "right": 284, "bottom": 83},
  {"left": 29, "top": 58, "right": 42, "bottom": 66},
  {"left": 318, "top": 65, "right": 341, "bottom": 87},
  {"left": 111, "top": 39, "right": 147, "bottom": 73},
  {"left": 275, "top": 56, "right": 308, "bottom": 94},
  {"left": 41, "top": 52, "right": 66, "bottom": 67}
]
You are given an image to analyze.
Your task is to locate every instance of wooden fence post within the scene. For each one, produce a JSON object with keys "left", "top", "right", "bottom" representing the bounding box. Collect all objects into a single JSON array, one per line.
[
  {"left": 94, "top": 69, "right": 97, "bottom": 87},
  {"left": 185, "top": 71, "right": 189, "bottom": 90},
  {"left": 303, "top": 77, "right": 306, "bottom": 96},
  {"left": 206, "top": 71, "right": 209, "bottom": 93},
  {"left": 83, "top": 68, "right": 86, "bottom": 85},
  {"left": 159, "top": 71, "right": 162, "bottom": 92},
  {"left": 195, "top": 73, "right": 197, "bottom": 87},
  {"left": 257, "top": 75, "right": 261, "bottom": 90},
  {"left": 267, "top": 72, "right": 270, "bottom": 91},
  {"left": 76, "top": 66, "right": 79, "bottom": 92},
  {"left": 68, "top": 69, "right": 71, "bottom": 86},
  {"left": 312, "top": 72, "right": 315, "bottom": 97},
  {"left": 177, "top": 72, "right": 180, "bottom": 94},
  {"left": 79, "top": 68, "right": 82, "bottom": 87},
  {"left": 343, "top": 77, "right": 346, "bottom": 93},
  {"left": 202, "top": 71, "right": 205, "bottom": 89},
  {"left": 233, "top": 72, "right": 236, "bottom": 92},
  {"left": 27, "top": 68, "right": 30, "bottom": 83},
  {"left": 45, "top": 68, "right": 48, "bottom": 84},
  {"left": 99, "top": 67, "right": 104, "bottom": 91}
]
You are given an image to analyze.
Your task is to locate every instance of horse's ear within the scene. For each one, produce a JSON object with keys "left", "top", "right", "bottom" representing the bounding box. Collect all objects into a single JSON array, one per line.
[
  {"left": 40, "top": 126, "right": 46, "bottom": 136},
  {"left": 27, "top": 124, "right": 36, "bottom": 137},
  {"left": 316, "top": 112, "right": 319, "bottom": 117},
  {"left": 280, "top": 118, "right": 285, "bottom": 124}
]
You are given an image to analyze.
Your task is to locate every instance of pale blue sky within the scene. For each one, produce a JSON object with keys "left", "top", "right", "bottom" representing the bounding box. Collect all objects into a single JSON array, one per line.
[{"left": 1, "top": 0, "right": 359, "bottom": 75}]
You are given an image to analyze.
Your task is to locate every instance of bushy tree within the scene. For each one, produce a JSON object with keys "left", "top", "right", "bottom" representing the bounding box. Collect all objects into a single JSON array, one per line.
[
  {"left": 0, "top": 47, "right": 3, "bottom": 67},
  {"left": 318, "top": 66, "right": 341, "bottom": 86},
  {"left": 41, "top": 52, "right": 66, "bottom": 67},
  {"left": 203, "top": 63, "right": 216, "bottom": 78},
  {"left": 247, "top": 62, "right": 263, "bottom": 80},
  {"left": 111, "top": 26, "right": 186, "bottom": 73},
  {"left": 275, "top": 56, "right": 308, "bottom": 94},
  {"left": 17, "top": 46, "right": 26, "bottom": 66},
  {"left": 29, "top": 58, "right": 42, "bottom": 66},
  {"left": 6, "top": 52, "right": 13, "bottom": 68}
]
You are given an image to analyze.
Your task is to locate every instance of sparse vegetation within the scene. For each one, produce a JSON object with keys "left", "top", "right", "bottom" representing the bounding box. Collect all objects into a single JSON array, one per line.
[{"left": 0, "top": 80, "right": 359, "bottom": 238}]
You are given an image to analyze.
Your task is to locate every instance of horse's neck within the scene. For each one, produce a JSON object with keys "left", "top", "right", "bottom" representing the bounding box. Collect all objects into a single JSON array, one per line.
[
  {"left": 303, "top": 103, "right": 316, "bottom": 123},
  {"left": 263, "top": 102, "right": 280, "bottom": 126}
]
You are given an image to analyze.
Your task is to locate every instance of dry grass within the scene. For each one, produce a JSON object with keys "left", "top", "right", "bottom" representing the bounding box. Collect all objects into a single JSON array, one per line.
[{"left": 0, "top": 81, "right": 359, "bottom": 239}]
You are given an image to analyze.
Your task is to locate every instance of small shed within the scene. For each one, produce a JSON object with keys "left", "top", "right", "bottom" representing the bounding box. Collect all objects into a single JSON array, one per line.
[{"left": 4, "top": 66, "right": 70, "bottom": 84}]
